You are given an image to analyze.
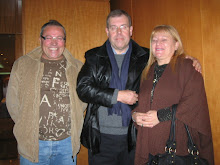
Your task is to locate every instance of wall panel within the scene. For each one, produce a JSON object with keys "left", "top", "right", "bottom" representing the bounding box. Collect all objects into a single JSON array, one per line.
[
  {"left": 0, "top": 0, "right": 22, "bottom": 70},
  {"left": 110, "top": 0, "right": 132, "bottom": 16},
  {"left": 0, "top": 0, "right": 16, "bottom": 34},
  {"left": 201, "top": 0, "right": 220, "bottom": 163},
  {"left": 132, "top": 0, "right": 203, "bottom": 62},
  {"left": 15, "top": 34, "right": 23, "bottom": 59}
]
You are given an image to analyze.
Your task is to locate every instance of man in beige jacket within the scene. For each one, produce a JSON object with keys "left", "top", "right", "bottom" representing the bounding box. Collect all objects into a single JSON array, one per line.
[{"left": 6, "top": 20, "right": 87, "bottom": 165}]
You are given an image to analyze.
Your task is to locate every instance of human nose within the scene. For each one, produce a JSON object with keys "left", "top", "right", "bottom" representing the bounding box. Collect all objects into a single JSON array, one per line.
[
  {"left": 116, "top": 27, "right": 122, "bottom": 33},
  {"left": 156, "top": 40, "right": 162, "bottom": 45},
  {"left": 51, "top": 38, "right": 58, "bottom": 44}
]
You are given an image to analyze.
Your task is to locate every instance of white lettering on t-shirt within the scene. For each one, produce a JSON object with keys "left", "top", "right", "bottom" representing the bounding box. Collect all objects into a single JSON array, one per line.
[{"left": 40, "top": 94, "right": 51, "bottom": 107}]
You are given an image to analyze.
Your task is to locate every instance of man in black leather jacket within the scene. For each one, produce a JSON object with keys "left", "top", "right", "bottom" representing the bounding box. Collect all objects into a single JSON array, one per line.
[{"left": 77, "top": 9, "right": 149, "bottom": 165}]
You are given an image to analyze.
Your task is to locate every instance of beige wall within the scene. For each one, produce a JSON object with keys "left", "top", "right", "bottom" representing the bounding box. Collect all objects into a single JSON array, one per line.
[
  {"left": 23, "top": 0, "right": 110, "bottom": 165},
  {"left": 111, "top": 0, "right": 220, "bottom": 163}
]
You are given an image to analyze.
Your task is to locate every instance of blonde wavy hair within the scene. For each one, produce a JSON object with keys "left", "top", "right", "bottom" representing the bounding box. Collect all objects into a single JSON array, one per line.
[{"left": 142, "top": 25, "right": 186, "bottom": 81}]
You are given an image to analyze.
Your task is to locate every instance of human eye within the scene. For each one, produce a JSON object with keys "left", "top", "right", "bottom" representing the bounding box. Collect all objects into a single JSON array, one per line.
[
  {"left": 161, "top": 38, "right": 167, "bottom": 42},
  {"left": 152, "top": 38, "right": 157, "bottom": 43},
  {"left": 45, "top": 36, "right": 53, "bottom": 40},
  {"left": 57, "top": 36, "right": 64, "bottom": 41},
  {"left": 109, "top": 26, "right": 117, "bottom": 31},
  {"left": 120, "top": 25, "right": 128, "bottom": 30}
]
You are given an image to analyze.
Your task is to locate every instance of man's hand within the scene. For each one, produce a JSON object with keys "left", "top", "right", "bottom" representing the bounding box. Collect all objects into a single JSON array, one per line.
[
  {"left": 117, "top": 90, "right": 138, "bottom": 105},
  {"left": 185, "top": 55, "right": 202, "bottom": 73}
]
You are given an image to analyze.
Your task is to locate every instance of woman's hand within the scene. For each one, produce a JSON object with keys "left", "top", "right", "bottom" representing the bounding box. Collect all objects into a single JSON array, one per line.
[
  {"left": 144, "top": 110, "right": 160, "bottom": 128},
  {"left": 132, "top": 110, "right": 160, "bottom": 128}
]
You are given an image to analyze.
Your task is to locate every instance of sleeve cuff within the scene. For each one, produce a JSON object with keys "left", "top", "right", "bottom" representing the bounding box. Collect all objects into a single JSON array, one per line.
[
  {"left": 157, "top": 107, "right": 172, "bottom": 122},
  {"left": 111, "top": 89, "right": 119, "bottom": 104}
]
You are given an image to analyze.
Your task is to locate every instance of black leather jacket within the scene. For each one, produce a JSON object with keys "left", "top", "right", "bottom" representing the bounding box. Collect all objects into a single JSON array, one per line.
[{"left": 77, "top": 39, "right": 149, "bottom": 154}]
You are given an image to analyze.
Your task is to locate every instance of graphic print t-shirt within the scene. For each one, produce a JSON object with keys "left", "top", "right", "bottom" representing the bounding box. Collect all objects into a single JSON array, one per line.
[{"left": 39, "top": 57, "right": 71, "bottom": 141}]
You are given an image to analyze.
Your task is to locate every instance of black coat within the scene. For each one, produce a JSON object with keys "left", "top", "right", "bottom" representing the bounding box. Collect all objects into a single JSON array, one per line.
[{"left": 77, "top": 39, "right": 149, "bottom": 154}]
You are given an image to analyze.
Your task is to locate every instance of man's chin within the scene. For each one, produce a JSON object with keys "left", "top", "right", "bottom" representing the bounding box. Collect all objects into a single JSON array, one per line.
[{"left": 42, "top": 54, "right": 64, "bottom": 60}]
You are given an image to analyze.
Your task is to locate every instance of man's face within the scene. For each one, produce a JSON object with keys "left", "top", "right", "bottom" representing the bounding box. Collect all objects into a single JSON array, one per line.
[
  {"left": 40, "top": 25, "right": 65, "bottom": 60},
  {"left": 106, "top": 15, "right": 133, "bottom": 54}
]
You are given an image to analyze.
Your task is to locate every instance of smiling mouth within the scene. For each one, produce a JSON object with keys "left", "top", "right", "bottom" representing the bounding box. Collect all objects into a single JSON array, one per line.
[{"left": 49, "top": 48, "right": 58, "bottom": 51}]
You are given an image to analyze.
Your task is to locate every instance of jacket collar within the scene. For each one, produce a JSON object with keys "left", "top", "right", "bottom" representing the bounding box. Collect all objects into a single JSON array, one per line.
[{"left": 96, "top": 39, "right": 147, "bottom": 58}]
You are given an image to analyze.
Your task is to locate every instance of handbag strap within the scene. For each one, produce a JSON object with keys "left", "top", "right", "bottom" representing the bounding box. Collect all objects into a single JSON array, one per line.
[
  {"left": 165, "top": 104, "right": 177, "bottom": 153},
  {"left": 168, "top": 104, "right": 177, "bottom": 141},
  {"left": 166, "top": 104, "right": 200, "bottom": 156},
  {"left": 184, "top": 124, "right": 200, "bottom": 156}
]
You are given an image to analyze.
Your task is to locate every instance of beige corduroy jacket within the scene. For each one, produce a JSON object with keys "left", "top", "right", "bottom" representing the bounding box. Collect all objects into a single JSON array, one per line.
[{"left": 6, "top": 47, "right": 87, "bottom": 162}]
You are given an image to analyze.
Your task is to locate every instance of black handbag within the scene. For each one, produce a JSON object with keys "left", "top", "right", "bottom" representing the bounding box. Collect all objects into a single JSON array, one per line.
[{"left": 147, "top": 104, "right": 209, "bottom": 165}]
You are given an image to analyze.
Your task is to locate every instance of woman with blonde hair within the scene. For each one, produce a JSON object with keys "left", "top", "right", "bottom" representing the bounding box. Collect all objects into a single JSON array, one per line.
[{"left": 132, "top": 25, "right": 214, "bottom": 164}]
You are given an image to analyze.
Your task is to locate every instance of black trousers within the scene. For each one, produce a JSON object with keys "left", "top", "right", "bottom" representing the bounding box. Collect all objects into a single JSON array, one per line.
[{"left": 88, "top": 133, "right": 135, "bottom": 165}]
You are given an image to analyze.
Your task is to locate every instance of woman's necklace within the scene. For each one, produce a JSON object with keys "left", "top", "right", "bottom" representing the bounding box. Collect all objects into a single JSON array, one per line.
[{"left": 150, "top": 64, "right": 168, "bottom": 103}]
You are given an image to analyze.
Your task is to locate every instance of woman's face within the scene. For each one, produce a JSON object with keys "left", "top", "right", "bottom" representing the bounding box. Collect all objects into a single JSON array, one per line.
[{"left": 151, "top": 31, "right": 179, "bottom": 65}]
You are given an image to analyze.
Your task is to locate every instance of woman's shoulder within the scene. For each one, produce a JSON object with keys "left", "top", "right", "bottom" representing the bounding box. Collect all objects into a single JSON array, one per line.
[
  {"left": 176, "top": 56, "right": 195, "bottom": 72},
  {"left": 176, "top": 56, "right": 203, "bottom": 80}
]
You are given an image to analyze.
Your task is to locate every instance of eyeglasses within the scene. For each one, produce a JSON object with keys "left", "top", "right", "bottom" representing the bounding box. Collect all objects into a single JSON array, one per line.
[
  {"left": 108, "top": 25, "right": 129, "bottom": 32},
  {"left": 41, "top": 35, "right": 66, "bottom": 42}
]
